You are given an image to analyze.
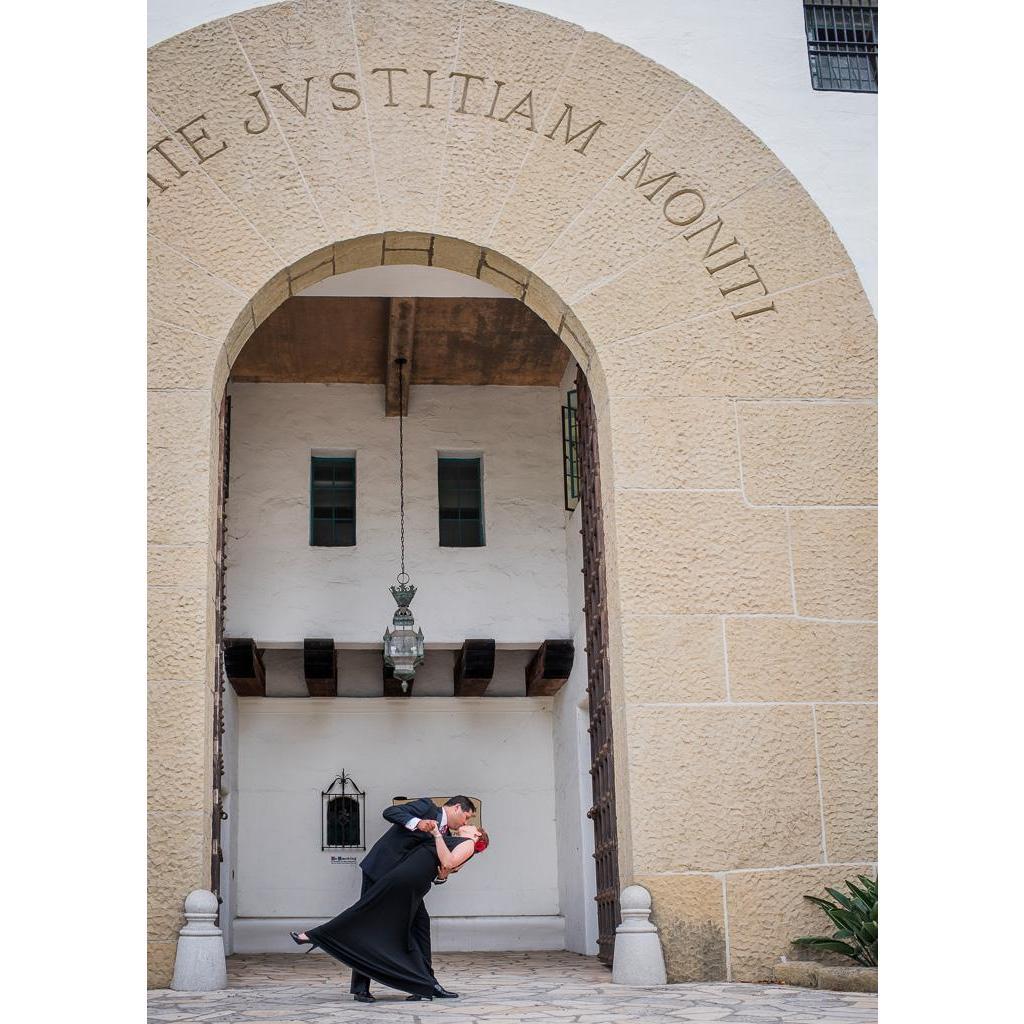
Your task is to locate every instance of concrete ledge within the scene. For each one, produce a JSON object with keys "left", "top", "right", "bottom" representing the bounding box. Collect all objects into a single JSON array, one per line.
[
  {"left": 231, "top": 916, "right": 565, "bottom": 954},
  {"left": 774, "top": 960, "right": 878, "bottom": 993}
]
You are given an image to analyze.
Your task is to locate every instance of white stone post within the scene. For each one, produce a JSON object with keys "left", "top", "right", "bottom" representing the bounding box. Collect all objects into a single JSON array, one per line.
[
  {"left": 170, "top": 890, "right": 228, "bottom": 991},
  {"left": 611, "top": 884, "right": 668, "bottom": 986}
]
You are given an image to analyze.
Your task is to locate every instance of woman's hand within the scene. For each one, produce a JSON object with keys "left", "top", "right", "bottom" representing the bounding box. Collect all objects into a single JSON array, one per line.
[{"left": 430, "top": 823, "right": 474, "bottom": 872}]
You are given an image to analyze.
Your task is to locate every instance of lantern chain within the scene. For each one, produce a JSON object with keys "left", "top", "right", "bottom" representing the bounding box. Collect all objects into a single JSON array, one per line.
[{"left": 397, "top": 358, "right": 408, "bottom": 586}]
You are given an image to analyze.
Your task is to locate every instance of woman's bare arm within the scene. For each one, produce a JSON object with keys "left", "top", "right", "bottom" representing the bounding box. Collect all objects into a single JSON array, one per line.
[{"left": 430, "top": 826, "right": 475, "bottom": 871}]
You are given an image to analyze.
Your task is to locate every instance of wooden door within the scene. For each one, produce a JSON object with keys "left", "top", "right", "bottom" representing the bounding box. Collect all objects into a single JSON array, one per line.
[
  {"left": 210, "top": 396, "right": 231, "bottom": 915},
  {"left": 576, "top": 367, "right": 621, "bottom": 965}
]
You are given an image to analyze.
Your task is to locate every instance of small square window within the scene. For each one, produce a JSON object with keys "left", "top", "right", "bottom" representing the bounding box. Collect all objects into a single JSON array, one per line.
[
  {"left": 438, "top": 457, "right": 484, "bottom": 547},
  {"left": 804, "top": 2, "right": 877, "bottom": 94},
  {"left": 310, "top": 456, "right": 356, "bottom": 546}
]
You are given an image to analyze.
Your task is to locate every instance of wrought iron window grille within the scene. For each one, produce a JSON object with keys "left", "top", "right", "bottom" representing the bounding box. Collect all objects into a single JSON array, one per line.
[
  {"left": 322, "top": 772, "right": 366, "bottom": 851},
  {"left": 804, "top": 1, "right": 878, "bottom": 94},
  {"left": 562, "top": 389, "right": 580, "bottom": 512}
]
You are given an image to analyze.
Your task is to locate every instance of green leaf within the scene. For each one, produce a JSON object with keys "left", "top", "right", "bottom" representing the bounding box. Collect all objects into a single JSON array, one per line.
[
  {"left": 825, "top": 887, "right": 855, "bottom": 910},
  {"left": 823, "top": 907, "right": 862, "bottom": 938},
  {"left": 794, "top": 877, "right": 878, "bottom": 967},
  {"left": 803, "top": 896, "right": 840, "bottom": 917},
  {"left": 856, "top": 874, "right": 878, "bottom": 896},
  {"left": 794, "top": 939, "right": 861, "bottom": 957},
  {"left": 850, "top": 897, "right": 871, "bottom": 918},
  {"left": 846, "top": 880, "right": 872, "bottom": 904}
]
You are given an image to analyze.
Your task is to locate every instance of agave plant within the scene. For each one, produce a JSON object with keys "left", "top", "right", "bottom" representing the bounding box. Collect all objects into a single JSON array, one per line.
[{"left": 792, "top": 875, "right": 877, "bottom": 967}]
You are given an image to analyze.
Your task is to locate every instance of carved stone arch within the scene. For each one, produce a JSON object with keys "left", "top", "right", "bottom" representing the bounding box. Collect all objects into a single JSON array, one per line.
[{"left": 147, "top": 0, "right": 876, "bottom": 988}]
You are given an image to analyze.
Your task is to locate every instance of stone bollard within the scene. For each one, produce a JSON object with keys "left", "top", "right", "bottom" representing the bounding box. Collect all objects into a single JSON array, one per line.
[
  {"left": 170, "top": 890, "right": 228, "bottom": 991},
  {"left": 611, "top": 885, "right": 668, "bottom": 986}
]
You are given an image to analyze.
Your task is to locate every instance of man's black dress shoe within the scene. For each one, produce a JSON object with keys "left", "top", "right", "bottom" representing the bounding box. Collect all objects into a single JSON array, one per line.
[
  {"left": 406, "top": 985, "right": 457, "bottom": 1000},
  {"left": 352, "top": 992, "right": 376, "bottom": 1003}
]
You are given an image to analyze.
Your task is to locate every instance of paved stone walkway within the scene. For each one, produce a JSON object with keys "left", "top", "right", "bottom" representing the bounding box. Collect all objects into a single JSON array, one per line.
[{"left": 149, "top": 952, "right": 877, "bottom": 1023}]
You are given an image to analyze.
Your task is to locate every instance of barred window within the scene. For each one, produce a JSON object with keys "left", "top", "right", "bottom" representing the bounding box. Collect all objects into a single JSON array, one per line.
[
  {"left": 327, "top": 796, "right": 361, "bottom": 846},
  {"left": 804, "top": 1, "right": 878, "bottom": 93},
  {"left": 322, "top": 773, "right": 365, "bottom": 850}
]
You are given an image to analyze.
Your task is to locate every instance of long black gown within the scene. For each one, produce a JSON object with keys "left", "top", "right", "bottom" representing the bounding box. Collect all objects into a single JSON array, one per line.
[{"left": 306, "top": 836, "right": 470, "bottom": 999}]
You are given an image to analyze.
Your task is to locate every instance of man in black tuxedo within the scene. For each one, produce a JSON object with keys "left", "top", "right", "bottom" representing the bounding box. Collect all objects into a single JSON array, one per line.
[{"left": 349, "top": 795, "right": 477, "bottom": 1003}]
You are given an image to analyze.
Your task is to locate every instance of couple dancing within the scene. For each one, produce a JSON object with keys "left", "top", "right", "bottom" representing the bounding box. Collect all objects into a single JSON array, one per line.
[{"left": 290, "top": 795, "right": 489, "bottom": 1002}]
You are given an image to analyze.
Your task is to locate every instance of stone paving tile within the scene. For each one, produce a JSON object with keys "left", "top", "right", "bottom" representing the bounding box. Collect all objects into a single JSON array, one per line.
[{"left": 149, "top": 953, "right": 877, "bottom": 1024}]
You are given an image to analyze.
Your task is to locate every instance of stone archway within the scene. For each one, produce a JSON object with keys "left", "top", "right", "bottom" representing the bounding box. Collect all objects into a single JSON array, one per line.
[{"left": 148, "top": 0, "right": 877, "bottom": 989}]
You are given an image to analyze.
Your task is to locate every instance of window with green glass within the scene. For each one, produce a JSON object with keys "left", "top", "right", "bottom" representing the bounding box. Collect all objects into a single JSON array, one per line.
[
  {"left": 438, "top": 456, "right": 484, "bottom": 547},
  {"left": 562, "top": 389, "right": 580, "bottom": 512},
  {"left": 310, "top": 456, "right": 356, "bottom": 546}
]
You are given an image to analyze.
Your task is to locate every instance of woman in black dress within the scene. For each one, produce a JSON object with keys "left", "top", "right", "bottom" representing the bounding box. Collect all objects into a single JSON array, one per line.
[{"left": 291, "top": 823, "right": 489, "bottom": 1000}]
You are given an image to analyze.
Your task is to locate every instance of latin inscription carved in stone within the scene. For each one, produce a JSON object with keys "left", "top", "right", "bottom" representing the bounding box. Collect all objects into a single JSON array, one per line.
[
  {"left": 619, "top": 150, "right": 776, "bottom": 321},
  {"left": 148, "top": 62, "right": 778, "bottom": 322}
]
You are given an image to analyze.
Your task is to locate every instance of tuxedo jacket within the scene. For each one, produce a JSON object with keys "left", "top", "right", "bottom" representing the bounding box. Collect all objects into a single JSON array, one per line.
[{"left": 359, "top": 797, "right": 443, "bottom": 883}]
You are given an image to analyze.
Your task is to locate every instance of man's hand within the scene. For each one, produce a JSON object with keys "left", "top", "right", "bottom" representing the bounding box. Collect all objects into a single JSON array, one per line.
[
  {"left": 417, "top": 819, "right": 436, "bottom": 833},
  {"left": 436, "top": 866, "right": 451, "bottom": 882}
]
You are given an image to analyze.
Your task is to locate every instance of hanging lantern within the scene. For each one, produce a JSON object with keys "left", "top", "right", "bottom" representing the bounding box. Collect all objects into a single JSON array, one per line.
[
  {"left": 382, "top": 357, "right": 424, "bottom": 692},
  {"left": 383, "top": 580, "right": 425, "bottom": 687}
]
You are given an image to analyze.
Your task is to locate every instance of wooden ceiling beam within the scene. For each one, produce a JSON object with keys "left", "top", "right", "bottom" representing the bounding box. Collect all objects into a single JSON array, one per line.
[
  {"left": 385, "top": 297, "right": 416, "bottom": 416},
  {"left": 525, "top": 640, "right": 575, "bottom": 697},
  {"left": 411, "top": 298, "right": 569, "bottom": 385},
  {"left": 454, "top": 639, "right": 496, "bottom": 696},
  {"left": 303, "top": 638, "right": 337, "bottom": 697},
  {"left": 230, "top": 297, "right": 389, "bottom": 383},
  {"left": 229, "top": 296, "right": 568, "bottom": 386},
  {"left": 224, "top": 638, "right": 266, "bottom": 696}
]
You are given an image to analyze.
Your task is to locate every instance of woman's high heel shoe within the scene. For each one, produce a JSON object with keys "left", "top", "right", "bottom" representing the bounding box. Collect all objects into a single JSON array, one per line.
[{"left": 289, "top": 931, "right": 317, "bottom": 953}]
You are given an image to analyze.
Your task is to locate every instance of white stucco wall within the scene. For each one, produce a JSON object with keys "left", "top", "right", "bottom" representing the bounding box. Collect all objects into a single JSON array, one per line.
[
  {"left": 224, "top": 382, "right": 569, "bottom": 644},
  {"left": 235, "top": 698, "right": 560, "bottom": 921},
  {"left": 148, "top": 0, "right": 877, "bottom": 310},
  {"left": 551, "top": 498, "right": 599, "bottom": 955},
  {"left": 220, "top": 366, "right": 598, "bottom": 952}
]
